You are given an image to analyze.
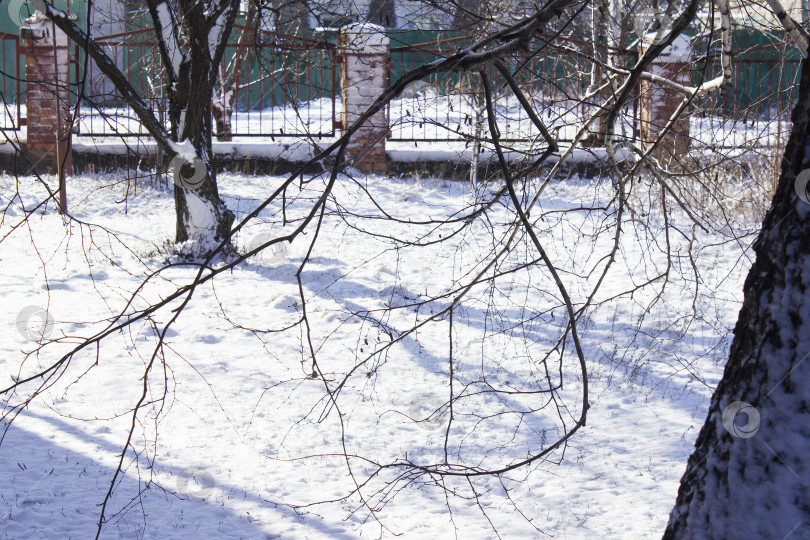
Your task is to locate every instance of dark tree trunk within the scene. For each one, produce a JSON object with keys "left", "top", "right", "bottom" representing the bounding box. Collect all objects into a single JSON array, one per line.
[
  {"left": 212, "top": 95, "right": 234, "bottom": 143},
  {"left": 664, "top": 57, "right": 810, "bottom": 539},
  {"left": 367, "top": 0, "right": 395, "bottom": 27},
  {"left": 172, "top": 80, "right": 234, "bottom": 246},
  {"left": 42, "top": 0, "right": 239, "bottom": 252},
  {"left": 171, "top": 2, "right": 236, "bottom": 247}
]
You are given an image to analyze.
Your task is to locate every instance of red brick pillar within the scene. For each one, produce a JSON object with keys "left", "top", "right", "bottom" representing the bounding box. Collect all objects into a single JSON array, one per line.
[
  {"left": 339, "top": 23, "right": 389, "bottom": 174},
  {"left": 21, "top": 15, "right": 73, "bottom": 176},
  {"left": 639, "top": 34, "right": 692, "bottom": 164}
]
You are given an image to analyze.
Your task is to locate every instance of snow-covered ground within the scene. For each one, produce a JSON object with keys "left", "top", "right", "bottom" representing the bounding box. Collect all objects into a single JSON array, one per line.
[{"left": 0, "top": 166, "right": 759, "bottom": 538}]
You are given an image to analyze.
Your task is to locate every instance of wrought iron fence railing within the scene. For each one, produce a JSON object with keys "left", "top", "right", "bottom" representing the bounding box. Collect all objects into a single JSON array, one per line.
[
  {"left": 72, "top": 27, "right": 337, "bottom": 139},
  {"left": 386, "top": 34, "right": 640, "bottom": 143},
  {"left": 0, "top": 26, "right": 803, "bottom": 149}
]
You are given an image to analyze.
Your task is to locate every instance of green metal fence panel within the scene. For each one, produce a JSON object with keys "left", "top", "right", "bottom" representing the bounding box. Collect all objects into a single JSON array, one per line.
[{"left": 692, "top": 28, "right": 801, "bottom": 117}]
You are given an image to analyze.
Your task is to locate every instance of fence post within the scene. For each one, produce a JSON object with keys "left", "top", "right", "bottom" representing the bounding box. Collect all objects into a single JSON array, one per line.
[
  {"left": 20, "top": 14, "right": 73, "bottom": 184},
  {"left": 339, "top": 23, "right": 389, "bottom": 174},
  {"left": 638, "top": 34, "right": 692, "bottom": 165}
]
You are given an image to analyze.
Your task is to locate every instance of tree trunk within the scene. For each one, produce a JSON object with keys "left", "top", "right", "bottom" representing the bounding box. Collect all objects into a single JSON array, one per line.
[
  {"left": 173, "top": 19, "right": 235, "bottom": 248},
  {"left": 42, "top": 0, "right": 239, "bottom": 253},
  {"left": 367, "top": 0, "right": 396, "bottom": 27},
  {"left": 582, "top": 0, "right": 608, "bottom": 147},
  {"left": 214, "top": 0, "right": 259, "bottom": 141},
  {"left": 664, "top": 57, "right": 810, "bottom": 539}
]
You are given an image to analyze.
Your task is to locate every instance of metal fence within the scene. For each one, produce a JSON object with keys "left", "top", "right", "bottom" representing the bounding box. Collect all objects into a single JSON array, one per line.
[
  {"left": 387, "top": 33, "right": 802, "bottom": 146},
  {"left": 387, "top": 35, "right": 640, "bottom": 143},
  {"left": 688, "top": 43, "right": 800, "bottom": 150},
  {"left": 213, "top": 27, "right": 337, "bottom": 138},
  {"left": 0, "top": 31, "right": 23, "bottom": 132},
  {"left": 691, "top": 42, "right": 800, "bottom": 119},
  {"left": 0, "top": 25, "right": 802, "bottom": 147},
  {"left": 75, "top": 28, "right": 166, "bottom": 138},
  {"left": 74, "top": 27, "right": 337, "bottom": 139}
]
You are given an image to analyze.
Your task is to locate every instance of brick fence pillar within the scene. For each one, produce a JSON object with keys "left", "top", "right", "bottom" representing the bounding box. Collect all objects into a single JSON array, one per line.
[
  {"left": 639, "top": 34, "right": 692, "bottom": 165},
  {"left": 339, "top": 23, "right": 389, "bottom": 174},
  {"left": 21, "top": 14, "right": 73, "bottom": 176}
]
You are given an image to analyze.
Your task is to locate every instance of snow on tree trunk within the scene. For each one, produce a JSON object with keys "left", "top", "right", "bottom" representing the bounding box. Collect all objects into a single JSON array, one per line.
[
  {"left": 171, "top": 13, "right": 235, "bottom": 251},
  {"left": 170, "top": 139, "right": 234, "bottom": 252},
  {"left": 145, "top": 0, "right": 239, "bottom": 252},
  {"left": 29, "top": 0, "right": 236, "bottom": 253},
  {"left": 664, "top": 57, "right": 810, "bottom": 539}
]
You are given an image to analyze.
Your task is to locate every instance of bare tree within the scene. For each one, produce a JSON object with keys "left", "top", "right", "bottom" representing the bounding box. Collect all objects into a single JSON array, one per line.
[
  {"left": 35, "top": 0, "right": 243, "bottom": 252},
  {"left": 1, "top": 0, "right": 803, "bottom": 537},
  {"left": 664, "top": 14, "right": 810, "bottom": 540}
]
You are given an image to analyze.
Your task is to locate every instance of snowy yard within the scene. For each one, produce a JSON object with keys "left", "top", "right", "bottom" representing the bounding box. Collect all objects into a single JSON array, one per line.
[{"left": 0, "top": 166, "right": 758, "bottom": 538}]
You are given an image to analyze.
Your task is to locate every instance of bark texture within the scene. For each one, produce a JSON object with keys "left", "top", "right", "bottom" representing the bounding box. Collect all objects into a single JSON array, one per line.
[
  {"left": 164, "top": 0, "right": 239, "bottom": 246},
  {"left": 664, "top": 57, "right": 810, "bottom": 540}
]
